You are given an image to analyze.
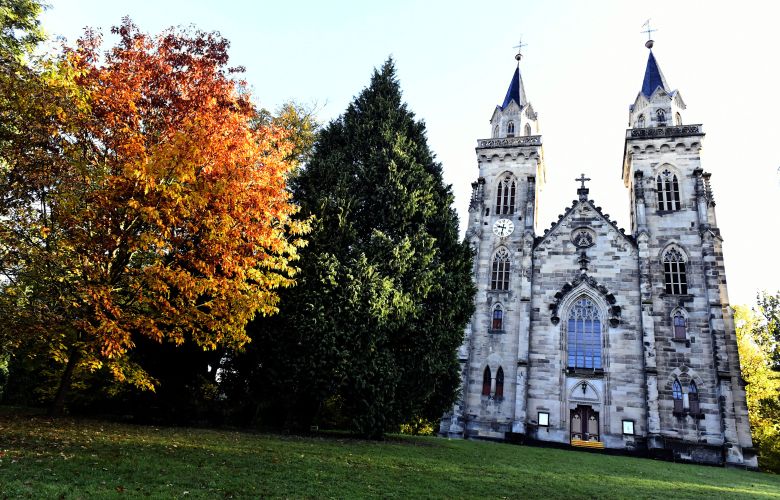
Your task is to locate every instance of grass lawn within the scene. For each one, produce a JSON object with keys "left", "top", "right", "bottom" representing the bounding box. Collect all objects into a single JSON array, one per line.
[{"left": 0, "top": 408, "right": 778, "bottom": 499}]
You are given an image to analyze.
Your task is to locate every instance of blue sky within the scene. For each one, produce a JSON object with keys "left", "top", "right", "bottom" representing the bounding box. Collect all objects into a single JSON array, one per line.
[{"left": 40, "top": 0, "right": 780, "bottom": 306}]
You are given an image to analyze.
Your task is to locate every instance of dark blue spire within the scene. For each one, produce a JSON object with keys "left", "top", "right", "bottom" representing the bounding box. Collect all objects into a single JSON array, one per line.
[
  {"left": 501, "top": 66, "right": 527, "bottom": 109},
  {"left": 640, "top": 50, "right": 670, "bottom": 98}
]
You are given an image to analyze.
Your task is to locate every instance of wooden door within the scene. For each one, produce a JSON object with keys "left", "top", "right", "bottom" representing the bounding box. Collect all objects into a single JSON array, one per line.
[{"left": 570, "top": 405, "right": 599, "bottom": 442}]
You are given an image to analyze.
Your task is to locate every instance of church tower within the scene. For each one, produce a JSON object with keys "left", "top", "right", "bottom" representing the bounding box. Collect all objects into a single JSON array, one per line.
[
  {"left": 440, "top": 47, "right": 545, "bottom": 438},
  {"left": 623, "top": 39, "right": 756, "bottom": 467},
  {"left": 440, "top": 35, "right": 755, "bottom": 468}
]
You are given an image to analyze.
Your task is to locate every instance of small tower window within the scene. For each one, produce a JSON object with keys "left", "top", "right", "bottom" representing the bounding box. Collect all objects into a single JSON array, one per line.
[
  {"left": 482, "top": 366, "right": 492, "bottom": 396},
  {"left": 689, "top": 381, "right": 700, "bottom": 415},
  {"left": 673, "top": 311, "right": 687, "bottom": 339},
  {"left": 657, "top": 109, "right": 666, "bottom": 125},
  {"left": 672, "top": 379, "right": 683, "bottom": 413},
  {"left": 674, "top": 112, "right": 682, "bottom": 126},
  {"left": 656, "top": 169, "right": 681, "bottom": 211},
  {"left": 507, "top": 121, "right": 515, "bottom": 137},
  {"left": 491, "top": 247, "right": 510, "bottom": 291},
  {"left": 492, "top": 304, "right": 504, "bottom": 330},
  {"left": 524, "top": 123, "right": 532, "bottom": 136},
  {"left": 637, "top": 114, "right": 645, "bottom": 128},
  {"left": 663, "top": 248, "right": 688, "bottom": 295},
  {"left": 495, "top": 175, "right": 516, "bottom": 215},
  {"left": 495, "top": 367, "right": 504, "bottom": 399},
  {"left": 494, "top": 125, "right": 499, "bottom": 138}
]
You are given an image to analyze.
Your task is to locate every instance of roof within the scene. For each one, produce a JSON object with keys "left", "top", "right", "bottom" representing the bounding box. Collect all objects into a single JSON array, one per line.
[
  {"left": 640, "top": 51, "right": 671, "bottom": 98},
  {"left": 501, "top": 66, "right": 528, "bottom": 109}
]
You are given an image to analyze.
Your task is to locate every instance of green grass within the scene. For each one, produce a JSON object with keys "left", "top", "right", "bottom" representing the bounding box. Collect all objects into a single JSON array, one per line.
[{"left": 0, "top": 408, "right": 778, "bottom": 499}]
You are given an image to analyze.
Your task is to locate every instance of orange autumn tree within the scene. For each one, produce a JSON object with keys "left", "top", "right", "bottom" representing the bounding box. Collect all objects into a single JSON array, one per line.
[{"left": 0, "top": 20, "right": 307, "bottom": 413}]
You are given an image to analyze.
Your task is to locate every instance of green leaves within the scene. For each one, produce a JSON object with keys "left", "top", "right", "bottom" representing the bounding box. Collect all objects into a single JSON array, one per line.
[{"left": 232, "top": 58, "right": 475, "bottom": 437}]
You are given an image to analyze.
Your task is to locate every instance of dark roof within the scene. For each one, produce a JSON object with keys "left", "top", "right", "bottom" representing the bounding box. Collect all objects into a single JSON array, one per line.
[
  {"left": 501, "top": 66, "right": 527, "bottom": 109},
  {"left": 640, "top": 51, "right": 671, "bottom": 98}
]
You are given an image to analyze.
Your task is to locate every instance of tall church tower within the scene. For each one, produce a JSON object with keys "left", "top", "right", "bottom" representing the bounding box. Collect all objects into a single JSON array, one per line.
[
  {"left": 623, "top": 39, "right": 756, "bottom": 467},
  {"left": 440, "top": 48, "right": 545, "bottom": 438},
  {"left": 440, "top": 37, "right": 755, "bottom": 468}
]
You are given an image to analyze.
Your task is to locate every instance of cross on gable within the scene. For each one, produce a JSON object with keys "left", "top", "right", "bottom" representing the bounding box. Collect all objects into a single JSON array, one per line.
[{"left": 575, "top": 174, "right": 591, "bottom": 189}]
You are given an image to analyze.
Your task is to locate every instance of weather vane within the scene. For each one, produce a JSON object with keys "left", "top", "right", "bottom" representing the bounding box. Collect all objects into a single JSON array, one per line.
[
  {"left": 641, "top": 19, "right": 657, "bottom": 49},
  {"left": 513, "top": 37, "right": 526, "bottom": 62}
]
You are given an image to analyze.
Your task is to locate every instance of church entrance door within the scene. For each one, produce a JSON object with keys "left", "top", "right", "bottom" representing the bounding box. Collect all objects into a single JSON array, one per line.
[{"left": 570, "top": 405, "right": 599, "bottom": 442}]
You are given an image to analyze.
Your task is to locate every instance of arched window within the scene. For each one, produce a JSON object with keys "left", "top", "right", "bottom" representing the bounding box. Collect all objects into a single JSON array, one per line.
[
  {"left": 663, "top": 248, "right": 688, "bottom": 295},
  {"left": 656, "top": 169, "right": 681, "bottom": 211},
  {"left": 674, "top": 112, "right": 682, "bottom": 126},
  {"left": 657, "top": 109, "right": 666, "bottom": 125},
  {"left": 491, "top": 247, "right": 510, "bottom": 291},
  {"left": 492, "top": 304, "right": 504, "bottom": 331},
  {"left": 495, "top": 175, "right": 516, "bottom": 215},
  {"left": 689, "top": 381, "right": 700, "bottom": 414},
  {"left": 495, "top": 367, "right": 504, "bottom": 399},
  {"left": 637, "top": 114, "right": 645, "bottom": 128},
  {"left": 673, "top": 311, "right": 687, "bottom": 339},
  {"left": 494, "top": 125, "right": 499, "bottom": 138},
  {"left": 482, "top": 366, "right": 491, "bottom": 396},
  {"left": 672, "top": 379, "right": 683, "bottom": 413},
  {"left": 567, "top": 298, "right": 602, "bottom": 369},
  {"left": 524, "top": 123, "right": 532, "bottom": 136},
  {"left": 507, "top": 121, "right": 515, "bottom": 137}
]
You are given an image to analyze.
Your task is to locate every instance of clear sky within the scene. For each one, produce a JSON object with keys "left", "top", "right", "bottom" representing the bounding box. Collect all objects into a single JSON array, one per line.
[{"left": 40, "top": 0, "right": 780, "bottom": 307}]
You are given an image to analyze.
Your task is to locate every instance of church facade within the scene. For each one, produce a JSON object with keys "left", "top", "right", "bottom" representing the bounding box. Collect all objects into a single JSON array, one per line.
[{"left": 439, "top": 41, "right": 757, "bottom": 468}]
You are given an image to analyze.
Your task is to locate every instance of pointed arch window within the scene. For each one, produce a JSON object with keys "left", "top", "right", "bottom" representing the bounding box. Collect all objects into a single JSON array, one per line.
[
  {"left": 507, "top": 121, "right": 515, "bottom": 137},
  {"left": 495, "top": 175, "right": 516, "bottom": 215},
  {"left": 689, "top": 381, "right": 700, "bottom": 415},
  {"left": 663, "top": 248, "right": 688, "bottom": 295},
  {"left": 672, "top": 379, "right": 684, "bottom": 413},
  {"left": 492, "top": 304, "right": 504, "bottom": 331},
  {"left": 524, "top": 123, "right": 532, "bottom": 136},
  {"left": 657, "top": 109, "right": 666, "bottom": 125},
  {"left": 656, "top": 169, "right": 681, "bottom": 211},
  {"left": 495, "top": 367, "right": 504, "bottom": 399},
  {"left": 637, "top": 114, "right": 645, "bottom": 128},
  {"left": 673, "top": 310, "right": 687, "bottom": 339},
  {"left": 567, "top": 298, "right": 602, "bottom": 369},
  {"left": 482, "top": 366, "right": 492, "bottom": 396},
  {"left": 674, "top": 112, "right": 682, "bottom": 126},
  {"left": 491, "top": 247, "right": 510, "bottom": 291},
  {"left": 494, "top": 125, "right": 499, "bottom": 138}
]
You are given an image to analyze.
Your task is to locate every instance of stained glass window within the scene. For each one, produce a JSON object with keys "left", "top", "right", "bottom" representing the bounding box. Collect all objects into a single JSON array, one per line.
[{"left": 567, "top": 298, "right": 602, "bottom": 369}]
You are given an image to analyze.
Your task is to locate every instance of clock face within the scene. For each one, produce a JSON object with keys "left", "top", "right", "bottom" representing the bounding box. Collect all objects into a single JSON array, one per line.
[{"left": 493, "top": 218, "right": 514, "bottom": 238}]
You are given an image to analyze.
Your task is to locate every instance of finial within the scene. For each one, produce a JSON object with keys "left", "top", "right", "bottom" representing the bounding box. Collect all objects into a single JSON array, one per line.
[
  {"left": 513, "top": 37, "right": 526, "bottom": 62},
  {"left": 641, "top": 19, "right": 657, "bottom": 49},
  {"left": 575, "top": 173, "right": 591, "bottom": 201}
]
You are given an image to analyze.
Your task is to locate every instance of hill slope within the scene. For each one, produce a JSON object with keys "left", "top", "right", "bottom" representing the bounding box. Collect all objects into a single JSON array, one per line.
[{"left": 0, "top": 409, "right": 778, "bottom": 498}]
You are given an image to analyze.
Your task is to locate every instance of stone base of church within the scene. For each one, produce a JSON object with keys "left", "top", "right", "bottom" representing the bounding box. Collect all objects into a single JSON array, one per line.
[{"left": 438, "top": 426, "right": 757, "bottom": 468}]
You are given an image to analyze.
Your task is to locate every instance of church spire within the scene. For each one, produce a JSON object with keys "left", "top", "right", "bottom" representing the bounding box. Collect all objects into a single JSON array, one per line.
[
  {"left": 640, "top": 50, "right": 671, "bottom": 98},
  {"left": 501, "top": 66, "right": 528, "bottom": 110}
]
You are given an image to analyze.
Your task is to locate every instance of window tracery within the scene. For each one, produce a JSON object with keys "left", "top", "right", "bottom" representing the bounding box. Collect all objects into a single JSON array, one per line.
[
  {"left": 656, "top": 169, "right": 681, "bottom": 211},
  {"left": 663, "top": 248, "right": 688, "bottom": 295},
  {"left": 495, "top": 175, "right": 517, "bottom": 215},
  {"left": 491, "top": 248, "right": 510, "bottom": 291},
  {"left": 567, "top": 298, "right": 602, "bottom": 369}
]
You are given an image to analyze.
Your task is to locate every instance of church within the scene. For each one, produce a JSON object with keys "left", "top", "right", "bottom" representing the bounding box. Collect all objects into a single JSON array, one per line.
[{"left": 439, "top": 38, "right": 757, "bottom": 468}]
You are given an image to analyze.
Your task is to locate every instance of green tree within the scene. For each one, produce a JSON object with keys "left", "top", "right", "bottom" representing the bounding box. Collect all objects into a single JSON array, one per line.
[
  {"left": 735, "top": 293, "right": 780, "bottom": 472},
  {"left": 0, "top": 0, "right": 44, "bottom": 64},
  {"left": 226, "top": 59, "right": 475, "bottom": 438}
]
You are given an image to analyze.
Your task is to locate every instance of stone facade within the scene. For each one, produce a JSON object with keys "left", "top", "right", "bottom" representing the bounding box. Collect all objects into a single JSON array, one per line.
[{"left": 439, "top": 47, "right": 756, "bottom": 468}]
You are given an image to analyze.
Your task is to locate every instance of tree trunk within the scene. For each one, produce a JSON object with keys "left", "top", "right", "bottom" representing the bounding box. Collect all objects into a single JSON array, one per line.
[{"left": 49, "top": 347, "right": 80, "bottom": 416}]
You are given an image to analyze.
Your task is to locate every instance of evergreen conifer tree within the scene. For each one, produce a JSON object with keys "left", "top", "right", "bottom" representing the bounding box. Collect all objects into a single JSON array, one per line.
[{"left": 229, "top": 59, "right": 474, "bottom": 438}]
